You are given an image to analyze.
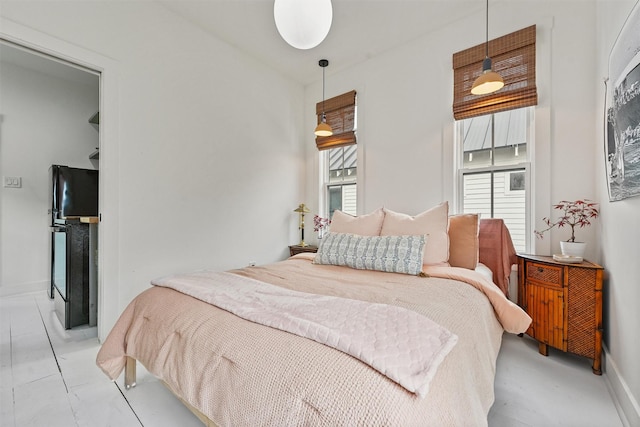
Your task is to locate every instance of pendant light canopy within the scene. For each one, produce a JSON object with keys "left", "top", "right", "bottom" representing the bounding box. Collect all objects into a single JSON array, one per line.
[
  {"left": 471, "top": 0, "right": 504, "bottom": 95},
  {"left": 274, "top": 0, "right": 333, "bottom": 50},
  {"left": 315, "top": 59, "right": 333, "bottom": 137}
]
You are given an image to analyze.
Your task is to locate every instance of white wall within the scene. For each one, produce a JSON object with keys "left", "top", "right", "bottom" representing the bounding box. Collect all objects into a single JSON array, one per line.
[
  {"left": 0, "top": 2, "right": 306, "bottom": 340},
  {"left": 596, "top": 1, "right": 640, "bottom": 425},
  {"left": 304, "top": 1, "right": 638, "bottom": 424},
  {"left": 2, "top": 0, "right": 637, "bottom": 424},
  {"left": 0, "top": 59, "right": 99, "bottom": 295},
  {"left": 304, "top": 1, "right": 597, "bottom": 253}
]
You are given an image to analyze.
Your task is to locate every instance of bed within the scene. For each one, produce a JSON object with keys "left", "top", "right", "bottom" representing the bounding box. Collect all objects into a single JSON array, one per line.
[{"left": 96, "top": 203, "right": 531, "bottom": 426}]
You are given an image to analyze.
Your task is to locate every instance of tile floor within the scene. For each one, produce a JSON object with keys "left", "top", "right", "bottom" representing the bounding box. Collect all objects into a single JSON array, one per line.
[{"left": 0, "top": 291, "right": 624, "bottom": 427}]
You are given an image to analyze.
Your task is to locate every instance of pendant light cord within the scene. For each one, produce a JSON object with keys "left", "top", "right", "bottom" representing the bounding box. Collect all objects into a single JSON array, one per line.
[
  {"left": 319, "top": 59, "right": 329, "bottom": 121},
  {"left": 314, "top": 59, "right": 333, "bottom": 136},
  {"left": 322, "top": 66, "right": 326, "bottom": 117},
  {"left": 485, "top": 0, "right": 489, "bottom": 58}
]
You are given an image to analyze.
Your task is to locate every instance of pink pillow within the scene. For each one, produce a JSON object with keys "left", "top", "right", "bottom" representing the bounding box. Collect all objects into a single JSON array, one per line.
[
  {"left": 330, "top": 208, "right": 385, "bottom": 236},
  {"left": 448, "top": 214, "right": 479, "bottom": 270},
  {"left": 380, "top": 202, "right": 450, "bottom": 265}
]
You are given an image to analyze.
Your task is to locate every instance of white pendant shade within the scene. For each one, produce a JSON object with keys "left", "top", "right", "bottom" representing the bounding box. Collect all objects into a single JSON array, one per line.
[{"left": 274, "top": 0, "right": 333, "bottom": 50}]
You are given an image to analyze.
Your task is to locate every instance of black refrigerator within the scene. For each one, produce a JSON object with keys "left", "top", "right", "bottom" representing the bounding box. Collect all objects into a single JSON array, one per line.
[{"left": 49, "top": 165, "right": 99, "bottom": 329}]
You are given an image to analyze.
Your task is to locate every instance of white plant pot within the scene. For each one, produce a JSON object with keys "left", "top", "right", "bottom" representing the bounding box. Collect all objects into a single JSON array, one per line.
[{"left": 560, "top": 241, "right": 586, "bottom": 258}]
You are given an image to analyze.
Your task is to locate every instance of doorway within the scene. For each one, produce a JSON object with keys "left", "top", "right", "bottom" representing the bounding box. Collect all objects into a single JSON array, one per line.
[{"left": 0, "top": 40, "right": 101, "bottom": 330}]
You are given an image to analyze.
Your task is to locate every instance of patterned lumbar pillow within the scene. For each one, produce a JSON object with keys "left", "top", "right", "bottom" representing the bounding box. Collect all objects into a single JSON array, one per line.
[{"left": 314, "top": 232, "right": 426, "bottom": 276}]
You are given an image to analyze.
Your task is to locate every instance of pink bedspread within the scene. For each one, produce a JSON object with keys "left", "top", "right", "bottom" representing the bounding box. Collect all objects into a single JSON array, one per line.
[
  {"left": 97, "top": 254, "right": 530, "bottom": 426},
  {"left": 422, "top": 265, "right": 531, "bottom": 333},
  {"left": 151, "top": 270, "right": 458, "bottom": 398}
]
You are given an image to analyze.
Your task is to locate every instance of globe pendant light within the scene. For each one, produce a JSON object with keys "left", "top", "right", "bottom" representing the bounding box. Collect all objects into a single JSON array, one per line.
[
  {"left": 471, "top": 0, "right": 504, "bottom": 95},
  {"left": 315, "top": 59, "right": 333, "bottom": 137},
  {"left": 274, "top": 0, "right": 333, "bottom": 50}
]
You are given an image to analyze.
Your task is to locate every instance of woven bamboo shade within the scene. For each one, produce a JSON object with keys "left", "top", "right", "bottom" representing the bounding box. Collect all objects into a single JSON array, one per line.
[
  {"left": 316, "top": 90, "right": 357, "bottom": 151},
  {"left": 453, "top": 25, "right": 537, "bottom": 120}
]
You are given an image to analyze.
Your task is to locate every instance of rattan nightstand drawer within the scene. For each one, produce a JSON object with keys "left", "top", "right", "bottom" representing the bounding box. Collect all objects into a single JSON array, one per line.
[{"left": 526, "top": 262, "right": 563, "bottom": 287}]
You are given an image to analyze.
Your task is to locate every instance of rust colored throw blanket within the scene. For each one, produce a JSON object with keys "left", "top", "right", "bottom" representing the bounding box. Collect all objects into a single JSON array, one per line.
[
  {"left": 479, "top": 218, "right": 518, "bottom": 296},
  {"left": 97, "top": 254, "right": 530, "bottom": 426}
]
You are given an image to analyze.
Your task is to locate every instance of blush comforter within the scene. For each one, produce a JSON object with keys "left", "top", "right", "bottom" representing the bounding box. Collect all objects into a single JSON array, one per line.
[
  {"left": 150, "top": 270, "right": 458, "bottom": 398},
  {"left": 96, "top": 253, "right": 531, "bottom": 426}
]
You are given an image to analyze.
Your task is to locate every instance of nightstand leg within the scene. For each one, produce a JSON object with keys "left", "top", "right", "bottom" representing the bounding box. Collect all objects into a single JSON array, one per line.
[
  {"left": 592, "top": 358, "right": 602, "bottom": 375},
  {"left": 538, "top": 342, "right": 549, "bottom": 356}
]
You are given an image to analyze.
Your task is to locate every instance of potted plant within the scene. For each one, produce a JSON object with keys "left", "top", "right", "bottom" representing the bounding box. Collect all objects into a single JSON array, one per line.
[
  {"left": 534, "top": 199, "right": 599, "bottom": 257},
  {"left": 313, "top": 215, "right": 331, "bottom": 239}
]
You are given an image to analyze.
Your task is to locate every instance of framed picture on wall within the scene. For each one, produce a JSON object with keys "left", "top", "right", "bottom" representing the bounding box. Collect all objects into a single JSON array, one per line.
[{"left": 605, "top": 0, "right": 640, "bottom": 202}]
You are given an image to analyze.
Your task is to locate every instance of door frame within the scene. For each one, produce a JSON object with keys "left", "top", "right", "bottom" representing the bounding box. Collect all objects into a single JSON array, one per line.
[{"left": 1, "top": 18, "right": 121, "bottom": 341}]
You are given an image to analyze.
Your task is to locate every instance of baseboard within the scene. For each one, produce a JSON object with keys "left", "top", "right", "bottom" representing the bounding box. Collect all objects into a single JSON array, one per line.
[
  {"left": 0, "top": 280, "right": 48, "bottom": 297},
  {"left": 603, "top": 345, "right": 640, "bottom": 427}
]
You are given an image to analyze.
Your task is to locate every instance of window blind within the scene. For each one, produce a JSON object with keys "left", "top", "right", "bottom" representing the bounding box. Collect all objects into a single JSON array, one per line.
[
  {"left": 453, "top": 25, "right": 537, "bottom": 120},
  {"left": 316, "top": 90, "right": 357, "bottom": 151}
]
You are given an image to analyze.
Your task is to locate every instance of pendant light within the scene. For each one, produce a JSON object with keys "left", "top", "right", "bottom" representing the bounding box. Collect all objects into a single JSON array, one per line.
[
  {"left": 274, "top": 0, "right": 333, "bottom": 50},
  {"left": 471, "top": 0, "right": 504, "bottom": 95},
  {"left": 315, "top": 59, "right": 333, "bottom": 137}
]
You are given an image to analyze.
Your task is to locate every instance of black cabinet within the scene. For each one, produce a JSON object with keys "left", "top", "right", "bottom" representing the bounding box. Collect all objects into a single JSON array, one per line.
[{"left": 51, "top": 220, "right": 90, "bottom": 329}]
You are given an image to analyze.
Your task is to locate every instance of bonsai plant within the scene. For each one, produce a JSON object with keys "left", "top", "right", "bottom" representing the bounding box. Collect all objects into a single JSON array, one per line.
[{"left": 534, "top": 199, "right": 600, "bottom": 243}]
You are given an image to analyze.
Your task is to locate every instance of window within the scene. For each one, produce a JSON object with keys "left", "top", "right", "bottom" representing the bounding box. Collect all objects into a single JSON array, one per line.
[
  {"left": 452, "top": 25, "right": 537, "bottom": 253},
  {"left": 322, "top": 145, "right": 357, "bottom": 217},
  {"left": 317, "top": 91, "right": 357, "bottom": 217},
  {"left": 456, "top": 107, "right": 533, "bottom": 252}
]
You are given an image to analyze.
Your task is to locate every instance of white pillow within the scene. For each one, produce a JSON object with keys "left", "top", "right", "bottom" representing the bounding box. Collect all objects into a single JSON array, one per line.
[
  {"left": 380, "top": 202, "right": 450, "bottom": 266},
  {"left": 314, "top": 232, "right": 426, "bottom": 276}
]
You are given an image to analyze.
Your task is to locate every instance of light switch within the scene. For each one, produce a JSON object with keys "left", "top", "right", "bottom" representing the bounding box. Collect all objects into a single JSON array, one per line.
[{"left": 3, "top": 177, "right": 22, "bottom": 188}]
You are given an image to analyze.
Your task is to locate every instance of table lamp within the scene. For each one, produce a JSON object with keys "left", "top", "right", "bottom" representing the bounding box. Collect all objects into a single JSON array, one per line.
[{"left": 293, "top": 203, "right": 311, "bottom": 246}]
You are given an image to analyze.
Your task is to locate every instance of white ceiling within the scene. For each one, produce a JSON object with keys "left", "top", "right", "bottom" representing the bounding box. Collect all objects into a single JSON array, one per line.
[
  {"left": 159, "top": 0, "right": 484, "bottom": 85},
  {"left": 0, "top": 1, "right": 486, "bottom": 87}
]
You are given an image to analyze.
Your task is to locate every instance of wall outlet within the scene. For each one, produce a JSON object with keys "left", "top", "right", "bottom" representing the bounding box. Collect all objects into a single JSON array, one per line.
[{"left": 3, "top": 177, "right": 22, "bottom": 188}]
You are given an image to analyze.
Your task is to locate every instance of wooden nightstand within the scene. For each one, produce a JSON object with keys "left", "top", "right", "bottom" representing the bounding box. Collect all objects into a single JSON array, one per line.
[
  {"left": 517, "top": 254, "right": 604, "bottom": 374},
  {"left": 289, "top": 245, "right": 318, "bottom": 257}
]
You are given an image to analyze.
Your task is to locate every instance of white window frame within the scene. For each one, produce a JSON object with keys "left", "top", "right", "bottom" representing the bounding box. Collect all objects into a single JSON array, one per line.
[
  {"left": 454, "top": 107, "right": 535, "bottom": 253},
  {"left": 319, "top": 145, "right": 357, "bottom": 218}
]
